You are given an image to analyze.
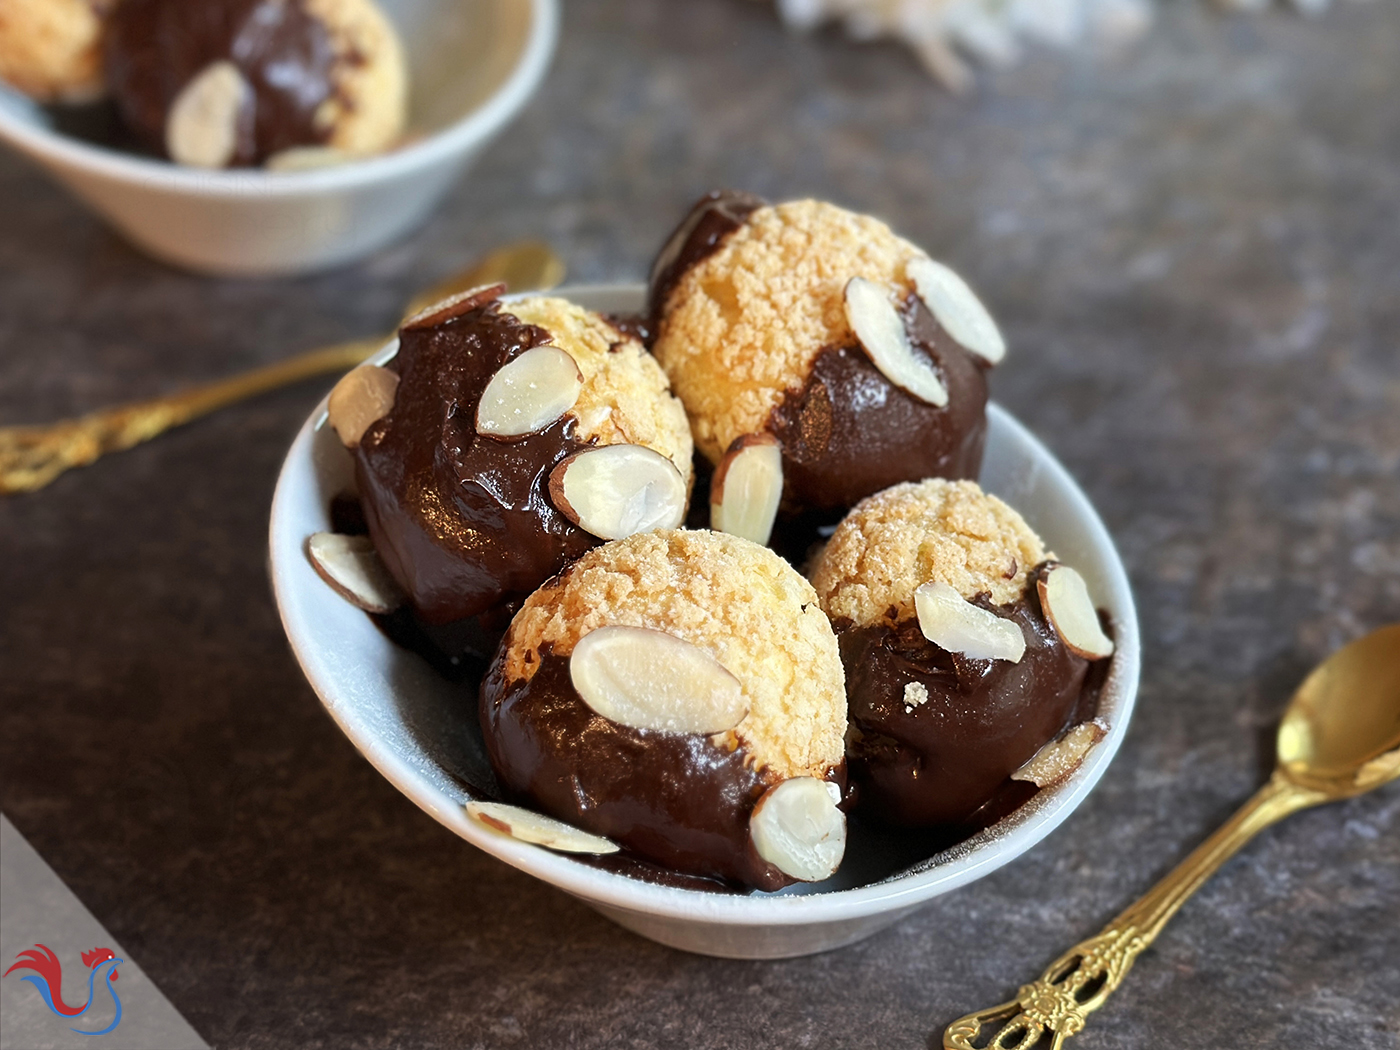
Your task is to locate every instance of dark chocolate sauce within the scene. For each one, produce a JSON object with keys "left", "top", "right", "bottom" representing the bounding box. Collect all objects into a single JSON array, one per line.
[
  {"left": 481, "top": 646, "right": 797, "bottom": 891},
  {"left": 603, "top": 313, "right": 653, "bottom": 347},
  {"left": 354, "top": 300, "right": 600, "bottom": 625},
  {"left": 104, "top": 0, "right": 340, "bottom": 166},
  {"left": 648, "top": 190, "right": 766, "bottom": 320},
  {"left": 840, "top": 565, "right": 1092, "bottom": 828},
  {"left": 329, "top": 492, "right": 369, "bottom": 535},
  {"left": 767, "top": 293, "right": 988, "bottom": 514}
]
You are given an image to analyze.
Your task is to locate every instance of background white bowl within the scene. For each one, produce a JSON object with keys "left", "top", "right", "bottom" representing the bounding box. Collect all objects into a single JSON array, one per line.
[
  {"left": 269, "top": 284, "right": 1141, "bottom": 959},
  {"left": 0, "top": 0, "right": 558, "bottom": 276}
]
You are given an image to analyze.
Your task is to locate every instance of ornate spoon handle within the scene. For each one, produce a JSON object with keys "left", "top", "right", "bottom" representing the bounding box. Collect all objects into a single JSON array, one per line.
[
  {"left": 943, "top": 771, "right": 1327, "bottom": 1049},
  {"left": 0, "top": 240, "right": 565, "bottom": 496},
  {"left": 0, "top": 338, "right": 383, "bottom": 495}
]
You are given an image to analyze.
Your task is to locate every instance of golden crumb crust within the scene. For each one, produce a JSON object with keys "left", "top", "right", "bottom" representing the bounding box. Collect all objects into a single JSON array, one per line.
[
  {"left": 0, "top": 0, "right": 113, "bottom": 102},
  {"left": 503, "top": 529, "right": 847, "bottom": 781},
  {"left": 652, "top": 199, "right": 929, "bottom": 463},
  {"left": 506, "top": 296, "right": 694, "bottom": 481},
  {"left": 306, "top": 0, "right": 407, "bottom": 155},
  {"left": 811, "top": 479, "right": 1051, "bottom": 626}
]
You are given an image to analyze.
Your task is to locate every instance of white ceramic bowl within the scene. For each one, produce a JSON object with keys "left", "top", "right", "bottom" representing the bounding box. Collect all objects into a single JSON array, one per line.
[
  {"left": 0, "top": 0, "right": 557, "bottom": 276},
  {"left": 269, "top": 284, "right": 1141, "bottom": 959}
]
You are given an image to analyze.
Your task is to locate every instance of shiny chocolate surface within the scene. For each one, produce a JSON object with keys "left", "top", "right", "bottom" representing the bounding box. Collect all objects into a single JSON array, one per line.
[
  {"left": 481, "top": 646, "right": 796, "bottom": 891},
  {"left": 105, "top": 0, "right": 340, "bottom": 166},
  {"left": 768, "top": 293, "right": 988, "bottom": 513},
  {"left": 354, "top": 301, "right": 599, "bottom": 625},
  {"left": 841, "top": 566, "right": 1092, "bottom": 828}
]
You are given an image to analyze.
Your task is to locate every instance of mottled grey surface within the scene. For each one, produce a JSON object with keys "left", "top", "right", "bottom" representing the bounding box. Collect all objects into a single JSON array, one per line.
[{"left": 1, "top": 1, "right": 1398, "bottom": 1048}]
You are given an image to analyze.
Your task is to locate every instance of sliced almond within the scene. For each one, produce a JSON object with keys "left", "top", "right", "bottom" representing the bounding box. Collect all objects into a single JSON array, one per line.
[
  {"left": 165, "top": 61, "right": 251, "bottom": 169},
  {"left": 400, "top": 283, "right": 506, "bottom": 330},
  {"left": 569, "top": 626, "right": 747, "bottom": 735},
  {"left": 476, "top": 346, "right": 583, "bottom": 439},
  {"left": 465, "top": 801, "right": 619, "bottom": 855},
  {"left": 327, "top": 364, "right": 399, "bottom": 448},
  {"left": 549, "top": 444, "right": 687, "bottom": 540},
  {"left": 914, "top": 580, "right": 1026, "bottom": 662},
  {"left": 710, "top": 433, "right": 783, "bottom": 545},
  {"left": 907, "top": 256, "right": 1006, "bottom": 365},
  {"left": 1012, "top": 721, "right": 1108, "bottom": 788},
  {"left": 265, "top": 145, "right": 352, "bottom": 172},
  {"left": 1038, "top": 565, "right": 1115, "bottom": 660},
  {"left": 306, "top": 532, "right": 405, "bottom": 614},
  {"left": 843, "top": 277, "right": 949, "bottom": 407},
  {"left": 749, "top": 777, "right": 846, "bottom": 883}
]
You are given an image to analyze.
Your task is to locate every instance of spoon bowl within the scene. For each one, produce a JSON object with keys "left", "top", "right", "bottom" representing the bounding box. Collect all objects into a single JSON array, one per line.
[
  {"left": 1277, "top": 624, "right": 1400, "bottom": 794},
  {"left": 945, "top": 623, "right": 1400, "bottom": 1049}
]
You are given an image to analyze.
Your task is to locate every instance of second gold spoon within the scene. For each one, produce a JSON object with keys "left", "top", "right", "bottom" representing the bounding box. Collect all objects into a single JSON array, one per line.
[
  {"left": 944, "top": 623, "right": 1400, "bottom": 1049},
  {"left": 0, "top": 241, "right": 565, "bottom": 496}
]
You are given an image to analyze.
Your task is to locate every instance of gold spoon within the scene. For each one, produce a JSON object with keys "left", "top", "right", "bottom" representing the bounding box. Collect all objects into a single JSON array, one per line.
[
  {"left": 0, "top": 241, "right": 565, "bottom": 496},
  {"left": 945, "top": 623, "right": 1400, "bottom": 1049}
]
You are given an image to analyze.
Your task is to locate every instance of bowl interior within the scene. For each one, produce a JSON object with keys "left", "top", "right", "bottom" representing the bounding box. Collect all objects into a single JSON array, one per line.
[
  {"left": 0, "top": 0, "right": 537, "bottom": 164},
  {"left": 389, "top": 0, "right": 535, "bottom": 135},
  {"left": 270, "top": 284, "right": 1140, "bottom": 925}
]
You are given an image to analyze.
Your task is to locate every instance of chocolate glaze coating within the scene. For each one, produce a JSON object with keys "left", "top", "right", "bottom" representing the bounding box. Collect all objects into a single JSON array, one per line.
[
  {"left": 841, "top": 565, "right": 1090, "bottom": 828},
  {"left": 768, "top": 293, "right": 988, "bottom": 514},
  {"left": 104, "top": 0, "right": 340, "bottom": 166},
  {"left": 649, "top": 192, "right": 988, "bottom": 515},
  {"left": 481, "top": 646, "right": 797, "bottom": 891},
  {"left": 354, "top": 301, "right": 599, "bottom": 625},
  {"left": 647, "top": 189, "right": 765, "bottom": 320}
]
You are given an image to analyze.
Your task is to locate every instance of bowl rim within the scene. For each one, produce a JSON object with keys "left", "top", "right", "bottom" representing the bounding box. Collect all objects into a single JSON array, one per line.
[
  {"left": 269, "top": 282, "right": 1141, "bottom": 927},
  {"left": 0, "top": 0, "right": 559, "bottom": 197}
]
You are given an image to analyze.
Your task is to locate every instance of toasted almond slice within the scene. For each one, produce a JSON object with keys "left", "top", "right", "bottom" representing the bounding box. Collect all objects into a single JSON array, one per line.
[
  {"left": 907, "top": 256, "right": 1006, "bottom": 365},
  {"left": 1012, "top": 721, "right": 1109, "bottom": 788},
  {"left": 749, "top": 778, "right": 846, "bottom": 883},
  {"left": 549, "top": 444, "right": 687, "bottom": 540},
  {"left": 710, "top": 433, "right": 783, "bottom": 545},
  {"left": 476, "top": 346, "right": 583, "bottom": 439},
  {"left": 165, "top": 61, "right": 250, "bottom": 169},
  {"left": 844, "top": 277, "right": 949, "bottom": 407},
  {"left": 265, "top": 145, "right": 352, "bottom": 172},
  {"left": 400, "top": 283, "right": 506, "bottom": 330},
  {"left": 569, "top": 625, "right": 748, "bottom": 735},
  {"left": 327, "top": 364, "right": 399, "bottom": 448},
  {"left": 306, "top": 532, "right": 405, "bottom": 613},
  {"left": 1038, "top": 565, "right": 1115, "bottom": 660},
  {"left": 466, "top": 801, "right": 620, "bottom": 855},
  {"left": 914, "top": 580, "right": 1026, "bottom": 662}
]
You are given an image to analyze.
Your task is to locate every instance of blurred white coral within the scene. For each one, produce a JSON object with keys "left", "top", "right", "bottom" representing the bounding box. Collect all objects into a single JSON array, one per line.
[{"left": 773, "top": 0, "right": 1349, "bottom": 90}]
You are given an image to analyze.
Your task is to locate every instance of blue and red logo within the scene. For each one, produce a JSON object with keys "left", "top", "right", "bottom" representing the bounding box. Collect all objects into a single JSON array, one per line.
[{"left": 4, "top": 944, "right": 125, "bottom": 1035}]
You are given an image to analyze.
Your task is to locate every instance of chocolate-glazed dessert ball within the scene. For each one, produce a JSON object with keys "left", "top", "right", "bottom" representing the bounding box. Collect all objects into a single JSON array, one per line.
[
  {"left": 0, "top": 0, "right": 115, "bottom": 102},
  {"left": 482, "top": 529, "right": 849, "bottom": 890},
  {"left": 334, "top": 287, "right": 693, "bottom": 626},
  {"left": 810, "top": 479, "right": 1113, "bottom": 828},
  {"left": 651, "top": 193, "right": 1002, "bottom": 523},
  {"left": 104, "top": 0, "right": 406, "bottom": 168}
]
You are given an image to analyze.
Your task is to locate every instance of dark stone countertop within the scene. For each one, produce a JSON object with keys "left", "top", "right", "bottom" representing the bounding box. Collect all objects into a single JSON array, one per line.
[{"left": 2, "top": 1, "right": 1397, "bottom": 1047}]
